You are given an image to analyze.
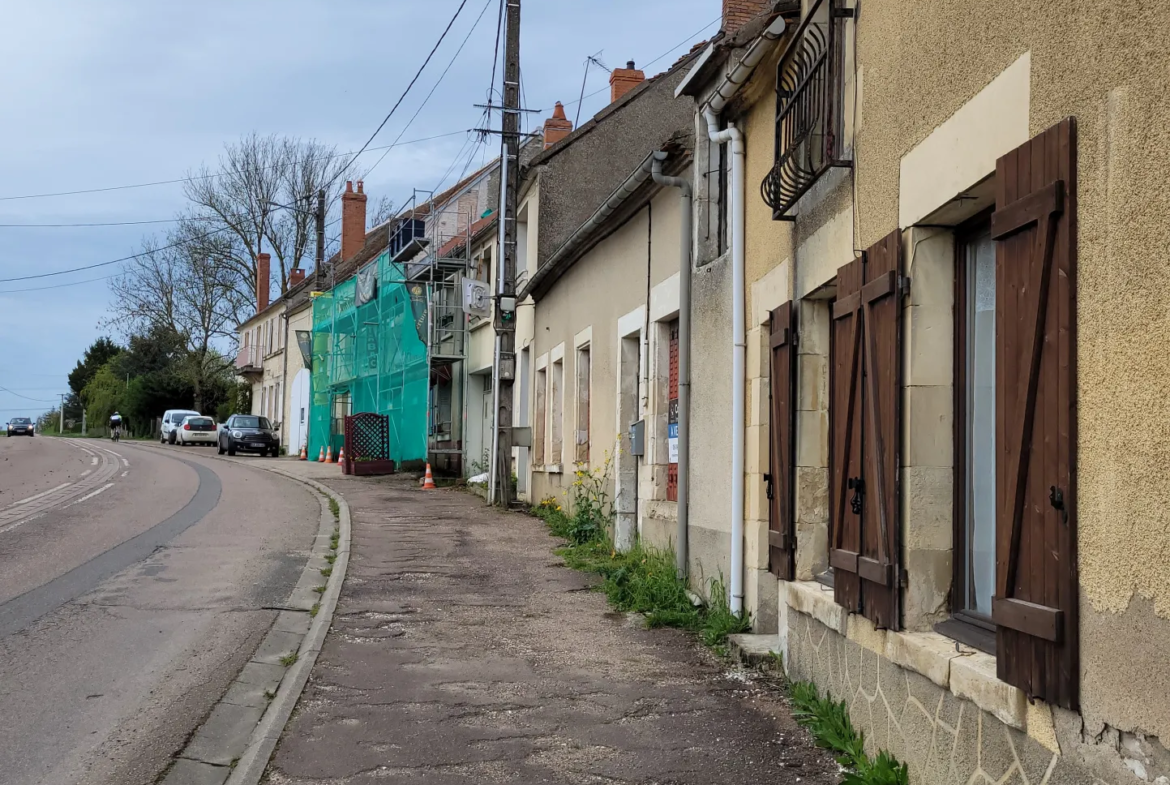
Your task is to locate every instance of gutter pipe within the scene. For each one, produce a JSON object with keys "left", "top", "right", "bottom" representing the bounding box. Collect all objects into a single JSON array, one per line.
[
  {"left": 649, "top": 152, "right": 693, "bottom": 580},
  {"left": 699, "top": 14, "right": 787, "bottom": 617}
]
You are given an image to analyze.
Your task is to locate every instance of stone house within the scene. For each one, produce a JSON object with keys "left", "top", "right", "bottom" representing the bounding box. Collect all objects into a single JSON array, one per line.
[
  {"left": 514, "top": 55, "right": 698, "bottom": 551},
  {"left": 672, "top": 0, "right": 1170, "bottom": 782}
]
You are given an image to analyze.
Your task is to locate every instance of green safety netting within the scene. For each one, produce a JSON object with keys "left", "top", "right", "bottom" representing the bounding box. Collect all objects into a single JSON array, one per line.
[{"left": 309, "top": 252, "right": 428, "bottom": 465}]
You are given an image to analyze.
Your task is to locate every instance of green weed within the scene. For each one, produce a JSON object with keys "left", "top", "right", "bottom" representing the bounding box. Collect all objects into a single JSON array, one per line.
[
  {"left": 320, "top": 567, "right": 332, "bottom": 578},
  {"left": 327, "top": 496, "right": 340, "bottom": 520},
  {"left": 310, "top": 603, "right": 320, "bottom": 618},
  {"left": 279, "top": 652, "right": 298, "bottom": 667},
  {"left": 788, "top": 680, "right": 909, "bottom": 785},
  {"left": 324, "top": 553, "right": 337, "bottom": 565},
  {"left": 313, "top": 585, "right": 326, "bottom": 594}
]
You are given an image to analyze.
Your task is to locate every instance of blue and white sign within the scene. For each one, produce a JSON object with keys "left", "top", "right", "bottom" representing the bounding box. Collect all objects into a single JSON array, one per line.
[{"left": 667, "top": 421, "right": 678, "bottom": 463}]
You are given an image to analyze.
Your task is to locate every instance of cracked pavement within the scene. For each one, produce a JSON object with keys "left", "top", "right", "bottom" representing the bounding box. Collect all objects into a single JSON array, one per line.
[{"left": 265, "top": 473, "right": 839, "bottom": 784}]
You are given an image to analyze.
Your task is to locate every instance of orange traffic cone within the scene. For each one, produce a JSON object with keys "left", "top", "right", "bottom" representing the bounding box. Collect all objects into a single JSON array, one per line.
[
  {"left": 337, "top": 446, "right": 345, "bottom": 467},
  {"left": 325, "top": 445, "right": 334, "bottom": 464},
  {"left": 422, "top": 463, "right": 436, "bottom": 490},
  {"left": 299, "top": 444, "right": 307, "bottom": 461},
  {"left": 317, "top": 446, "right": 325, "bottom": 462}
]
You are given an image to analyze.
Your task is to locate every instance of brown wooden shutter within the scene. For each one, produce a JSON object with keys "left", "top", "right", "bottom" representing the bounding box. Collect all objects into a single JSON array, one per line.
[
  {"left": 768, "top": 301, "right": 796, "bottom": 579},
  {"left": 829, "top": 230, "right": 904, "bottom": 629},
  {"left": 830, "top": 257, "right": 864, "bottom": 614},
  {"left": 991, "top": 117, "right": 1078, "bottom": 709}
]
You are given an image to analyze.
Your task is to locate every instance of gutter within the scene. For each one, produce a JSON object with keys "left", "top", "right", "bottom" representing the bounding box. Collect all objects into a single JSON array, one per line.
[
  {"left": 698, "top": 14, "right": 788, "bottom": 617},
  {"left": 519, "top": 151, "right": 660, "bottom": 302}
]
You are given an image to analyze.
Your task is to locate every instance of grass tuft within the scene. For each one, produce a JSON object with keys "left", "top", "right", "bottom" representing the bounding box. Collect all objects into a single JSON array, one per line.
[
  {"left": 313, "top": 585, "right": 326, "bottom": 594},
  {"left": 310, "top": 602, "right": 320, "bottom": 618},
  {"left": 320, "top": 567, "right": 332, "bottom": 578},
  {"left": 788, "top": 680, "right": 910, "bottom": 785},
  {"left": 327, "top": 496, "right": 340, "bottom": 520},
  {"left": 324, "top": 553, "right": 337, "bottom": 565},
  {"left": 279, "top": 652, "right": 298, "bottom": 667}
]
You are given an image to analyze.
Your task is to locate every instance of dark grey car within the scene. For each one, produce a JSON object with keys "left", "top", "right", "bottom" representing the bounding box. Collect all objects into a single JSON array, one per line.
[
  {"left": 6, "top": 417, "right": 34, "bottom": 437},
  {"left": 218, "top": 414, "right": 279, "bottom": 457}
]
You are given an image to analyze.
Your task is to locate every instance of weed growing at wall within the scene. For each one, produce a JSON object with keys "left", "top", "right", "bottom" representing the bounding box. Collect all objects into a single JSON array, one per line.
[
  {"left": 788, "top": 680, "right": 909, "bottom": 785},
  {"left": 532, "top": 497, "right": 750, "bottom": 647}
]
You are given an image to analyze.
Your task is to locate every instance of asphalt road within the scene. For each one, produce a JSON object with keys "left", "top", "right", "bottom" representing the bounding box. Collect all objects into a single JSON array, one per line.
[{"left": 0, "top": 436, "right": 320, "bottom": 785}]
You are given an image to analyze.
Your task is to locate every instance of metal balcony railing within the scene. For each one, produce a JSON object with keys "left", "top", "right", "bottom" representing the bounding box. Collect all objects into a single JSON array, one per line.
[
  {"left": 760, "top": 0, "right": 853, "bottom": 220},
  {"left": 235, "top": 345, "right": 262, "bottom": 372}
]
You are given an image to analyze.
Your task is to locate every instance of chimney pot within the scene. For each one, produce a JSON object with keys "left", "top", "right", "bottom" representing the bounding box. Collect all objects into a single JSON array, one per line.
[
  {"left": 608, "top": 61, "right": 646, "bottom": 104},
  {"left": 542, "top": 100, "right": 574, "bottom": 149},
  {"left": 357, "top": 180, "right": 364, "bottom": 194}
]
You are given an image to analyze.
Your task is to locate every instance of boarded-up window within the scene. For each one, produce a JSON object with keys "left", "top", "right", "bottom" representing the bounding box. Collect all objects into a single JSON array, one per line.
[
  {"left": 534, "top": 367, "right": 547, "bottom": 465},
  {"left": 576, "top": 345, "right": 591, "bottom": 464},
  {"left": 768, "top": 302, "right": 795, "bottom": 579},
  {"left": 990, "top": 117, "right": 1078, "bottom": 709},
  {"left": 829, "top": 230, "right": 903, "bottom": 630},
  {"left": 550, "top": 359, "right": 564, "bottom": 465},
  {"left": 667, "top": 321, "right": 679, "bottom": 501}
]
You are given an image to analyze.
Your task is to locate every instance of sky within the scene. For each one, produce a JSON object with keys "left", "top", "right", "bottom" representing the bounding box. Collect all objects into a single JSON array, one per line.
[{"left": 0, "top": 0, "right": 718, "bottom": 423}]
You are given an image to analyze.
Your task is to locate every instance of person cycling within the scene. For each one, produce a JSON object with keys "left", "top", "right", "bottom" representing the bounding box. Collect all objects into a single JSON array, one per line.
[{"left": 109, "top": 412, "right": 123, "bottom": 442}]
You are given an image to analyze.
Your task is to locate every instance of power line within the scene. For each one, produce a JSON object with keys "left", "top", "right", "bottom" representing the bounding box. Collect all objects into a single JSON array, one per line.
[
  {"left": 0, "top": 387, "right": 59, "bottom": 403},
  {"left": 0, "top": 217, "right": 195, "bottom": 228},
  {"left": 333, "top": 0, "right": 474, "bottom": 186},
  {"left": 0, "top": 130, "right": 471, "bottom": 204},
  {"left": 364, "top": 0, "right": 494, "bottom": 180},
  {"left": 0, "top": 225, "right": 236, "bottom": 283}
]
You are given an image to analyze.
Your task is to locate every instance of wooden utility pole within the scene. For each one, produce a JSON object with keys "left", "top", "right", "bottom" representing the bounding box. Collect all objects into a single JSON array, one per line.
[{"left": 492, "top": 0, "right": 521, "bottom": 506}]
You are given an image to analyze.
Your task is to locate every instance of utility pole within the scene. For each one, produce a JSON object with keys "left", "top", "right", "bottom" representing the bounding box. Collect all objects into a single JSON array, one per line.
[
  {"left": 59, "top": 393, "right": 65, "bottom": 434},
  {"left": 491, "top": 0, "right": 522, "bottom": 506},
  {"left": 317, "top": 189, "right": 326, "bottom": 273}
]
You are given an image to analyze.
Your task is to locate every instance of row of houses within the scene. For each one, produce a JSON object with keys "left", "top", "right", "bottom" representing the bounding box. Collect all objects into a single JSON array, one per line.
[{"left": 236, "top": 1, "right": 1170, "bottom": 782}]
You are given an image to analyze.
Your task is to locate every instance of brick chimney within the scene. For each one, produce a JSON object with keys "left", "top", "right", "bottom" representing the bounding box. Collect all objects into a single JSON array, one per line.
[
  {"left": 256, "top": 253, "right": 271, "bottom": 313},
  {"left": 609, "top": 61, "right": 645, "bottom": 104},
  {"left": 341, "top": 180, "right": 367, "bottom": 261},
  {"left": 723, "top": 0, "right": 770, "bottom": 36},
  {"left": 289, "top": 267, "right": 306, "bottom": 287},
  {"left": 542, "top": 102, "right": 573, "bottom": 149}
]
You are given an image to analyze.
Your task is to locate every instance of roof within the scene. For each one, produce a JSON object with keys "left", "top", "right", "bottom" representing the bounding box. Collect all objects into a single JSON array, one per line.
[{"left": 436, "top": 211, "right": 498, "bottom": 259}]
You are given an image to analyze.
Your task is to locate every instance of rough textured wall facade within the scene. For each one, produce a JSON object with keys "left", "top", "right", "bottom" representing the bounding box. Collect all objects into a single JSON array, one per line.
[{"left": 850, "top": 0, "right": 1170, "bottom": 745}]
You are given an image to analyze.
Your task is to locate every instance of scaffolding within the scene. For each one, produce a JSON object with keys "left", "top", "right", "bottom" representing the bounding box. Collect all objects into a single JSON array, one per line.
[{"left": 307, "top": 197, "right": 477, "bottom": 473}]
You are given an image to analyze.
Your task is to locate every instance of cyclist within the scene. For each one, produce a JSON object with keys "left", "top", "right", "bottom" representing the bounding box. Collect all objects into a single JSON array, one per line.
[{"left": 109, "top": 411, "right": 123, "bottom": 442}]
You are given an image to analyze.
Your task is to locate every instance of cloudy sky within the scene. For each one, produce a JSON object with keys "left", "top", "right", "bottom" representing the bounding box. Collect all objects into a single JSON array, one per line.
[{"left": 0, "top": 0, "right": 717, "bottom": 422}]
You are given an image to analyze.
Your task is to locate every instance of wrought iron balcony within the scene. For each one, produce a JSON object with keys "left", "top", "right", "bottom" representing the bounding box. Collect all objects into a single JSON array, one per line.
[{"left": 761, "top": 0, "right": 852, "bottom": 220}]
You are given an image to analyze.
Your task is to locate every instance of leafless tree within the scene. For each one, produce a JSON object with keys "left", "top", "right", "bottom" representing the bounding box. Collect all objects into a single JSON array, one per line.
[
  {"left": 107, "top": 221, "right": 248, "bottom": 411},
  {"left": 368, "top": 195, "right": 397, "bottom": 228},
  {"left": 183, "top": 133, "right": 350, "bottom": 305}
]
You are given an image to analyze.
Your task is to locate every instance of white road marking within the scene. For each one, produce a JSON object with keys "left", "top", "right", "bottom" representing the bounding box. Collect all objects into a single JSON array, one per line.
[
  {"left": 121, "top": 471, "right": 129, "bottom": 477},
  {"left": 81, "top": 470, "right": 92, "bottom": 477},
  {"left": 63, "top": 483, "right": 114, "bottom": 508},
  {"left": 7, "top": 483, "right": 72, "bottom": 509},
  {"left": 121, "top": 458, "right": 129, "bottom": 468},
  {"left": 0, "top": 512, "right": 46, "bottom": 534},
  {"left": 91, "top": 457, "right": 98, "bottom": 465}
]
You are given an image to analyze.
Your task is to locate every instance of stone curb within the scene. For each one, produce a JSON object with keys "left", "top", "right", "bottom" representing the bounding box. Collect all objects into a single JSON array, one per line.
[{"left": 133, "top": 444, "right": 352, "bottom": 785}]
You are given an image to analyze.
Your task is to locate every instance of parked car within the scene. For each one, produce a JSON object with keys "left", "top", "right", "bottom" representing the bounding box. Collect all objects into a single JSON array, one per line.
[
  {"left": 218, "top": 414, "right": 279, "bottom": 457},
  {"left": 176, "top": 415, "right": 218, "bottom": 446},
  {"left": 161, "top": 409, "right": 200, "bottom": 444},
  {"left": 6, "top": 417, "right": 34, "bottom": 437}
]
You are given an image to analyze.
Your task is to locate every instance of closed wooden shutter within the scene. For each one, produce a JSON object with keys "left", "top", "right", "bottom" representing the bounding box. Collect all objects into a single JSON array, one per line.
[
  {"left": 991, "top": 117, "right": 1078, "bottom": 709},
  {"left": 829, "top": 230, "right": 904, "bottom": 629},
  {"left": 667, "top": 322, "right": 680, "bottom": 501},
  {"left": 768, "top": 302, "right": 796, "bottom": 579}
]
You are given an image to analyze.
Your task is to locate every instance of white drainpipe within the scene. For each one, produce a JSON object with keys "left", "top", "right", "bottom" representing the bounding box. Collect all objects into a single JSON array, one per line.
[{"left": 699, "top": 14, "right": 787, "bottom": 617}]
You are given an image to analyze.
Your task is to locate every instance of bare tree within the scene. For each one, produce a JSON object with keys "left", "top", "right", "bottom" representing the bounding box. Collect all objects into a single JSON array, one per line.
[
  {"left": 107, "top": 222, "right": 248, "bottom": 411},
  {"left": 183, "top": 134, "right": 349, "bottom": 307},
  {"left": 368, "top": 195, "right": 397, "bottom": 228}
]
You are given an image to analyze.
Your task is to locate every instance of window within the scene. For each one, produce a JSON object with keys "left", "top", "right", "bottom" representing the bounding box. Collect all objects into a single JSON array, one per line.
[
  {"left": 575, "top": 345, "right": 591, "bottom": 464},
  {"left": 534, "top": 366, "right": 547, "bottom": 465},
  {"left": 946, "top": 217, "right": 997, "bottom": 650},
  {"left": 550, "top": 359, "right": 564, "bottom": 465}
]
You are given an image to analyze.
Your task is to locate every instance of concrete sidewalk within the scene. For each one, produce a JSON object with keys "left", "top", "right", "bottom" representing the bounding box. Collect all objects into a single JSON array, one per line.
[{"left": 260, "top": 463, "right": 837, "bottom": 784}]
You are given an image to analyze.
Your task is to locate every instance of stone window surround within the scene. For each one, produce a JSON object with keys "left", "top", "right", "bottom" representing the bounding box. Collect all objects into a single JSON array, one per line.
[{"left": 781, "top": 580, "right": 1063, "bottom": 742}]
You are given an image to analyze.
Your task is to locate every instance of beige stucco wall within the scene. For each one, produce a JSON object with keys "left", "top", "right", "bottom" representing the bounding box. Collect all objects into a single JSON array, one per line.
[
  {"left": 528, "top": 186, "right": 681, "bottom": 529},
  {"left": 847, "top": 1, "right": 1170, "bottom": 744},
  {"left": 280, "top": 302, "right": 312, "bottom": 448}
]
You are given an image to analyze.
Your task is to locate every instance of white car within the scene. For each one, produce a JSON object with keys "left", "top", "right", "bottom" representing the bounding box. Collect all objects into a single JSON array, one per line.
[
  {"left": 176, "top": 415, "right": 218, "bottom": 446},
  {"left": 161, "top": 409, "right": 200, "bottom": 444}
]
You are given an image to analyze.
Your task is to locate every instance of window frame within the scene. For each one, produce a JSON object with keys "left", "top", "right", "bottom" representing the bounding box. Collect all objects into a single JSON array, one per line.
[{"left": 938, "top": 209, "right": 997, "bottom": 655}]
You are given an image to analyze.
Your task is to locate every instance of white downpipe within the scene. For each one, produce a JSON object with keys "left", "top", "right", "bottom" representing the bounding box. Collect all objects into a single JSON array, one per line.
[{"left": 704, "top": 108, "right": 746, "bottom": 616}]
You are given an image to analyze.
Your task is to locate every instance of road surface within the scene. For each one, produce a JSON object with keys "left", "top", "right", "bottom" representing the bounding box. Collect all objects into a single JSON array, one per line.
[{"left": 0, "top": 435, "right": 320, "bottom": 785}]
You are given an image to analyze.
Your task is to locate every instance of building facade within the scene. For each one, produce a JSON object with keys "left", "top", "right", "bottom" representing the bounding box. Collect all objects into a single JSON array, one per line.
[{"left": 673, "top": 0, "right": 1170, "bottom": 782}]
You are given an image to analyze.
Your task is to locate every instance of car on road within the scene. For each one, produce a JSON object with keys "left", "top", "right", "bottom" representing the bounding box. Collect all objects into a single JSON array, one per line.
[
  {"left": 161, "top": 409, "right": 201, "bottom": 444},
  {"left": 176, "top": 415, "right": 218, "bottom": 446},
  {"left": 218, "top": 414, "right": 279, "bottom": 457},
  {"left": 6, "top": 417, "right": 34, "bottom": 437}
]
